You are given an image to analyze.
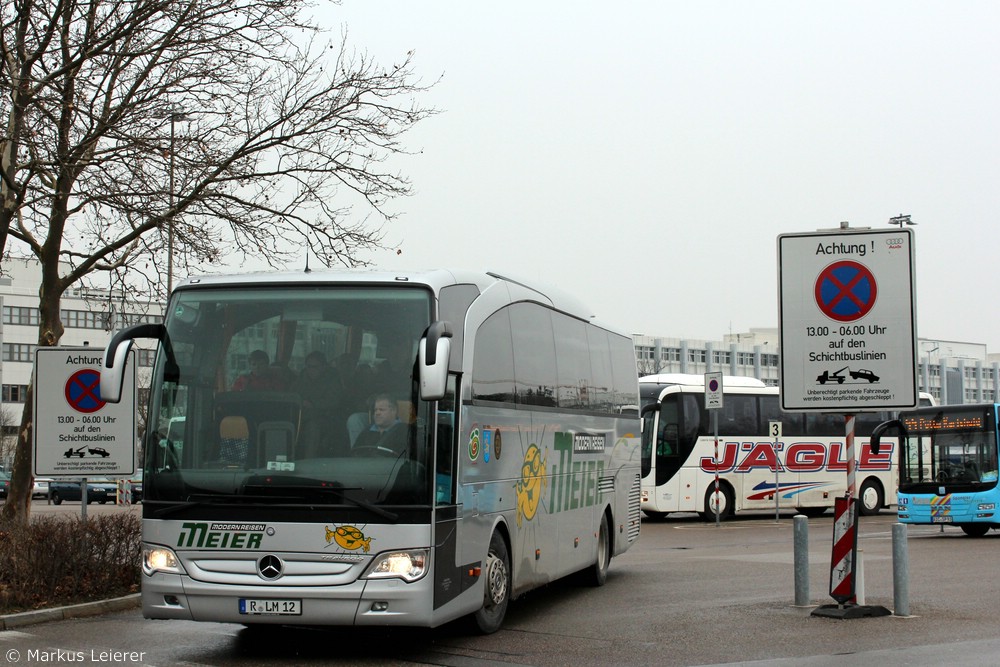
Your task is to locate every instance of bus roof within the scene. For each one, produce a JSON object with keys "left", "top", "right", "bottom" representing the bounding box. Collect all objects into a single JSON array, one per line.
[{"left": 173, "top": 268, "right": 626, "bottom": 335}]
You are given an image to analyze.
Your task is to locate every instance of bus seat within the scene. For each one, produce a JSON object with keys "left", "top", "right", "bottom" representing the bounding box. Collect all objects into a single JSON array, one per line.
[
  {"left": 397, "top": 400, "right": 416, "bottom": 424},
  {"left": 219, "top": 415, "right": 249, "bottom": 464},
  {"left": 258, "top": 421, "right": 295, "bottom": 464}
]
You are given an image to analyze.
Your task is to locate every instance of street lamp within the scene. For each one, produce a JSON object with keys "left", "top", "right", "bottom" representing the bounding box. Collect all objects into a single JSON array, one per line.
[
  {"left": 889, "top": 214, "right": 915, "bottom": 229},
  {"left": 167, "top": 111, "right": 189, "bottom": 295}
]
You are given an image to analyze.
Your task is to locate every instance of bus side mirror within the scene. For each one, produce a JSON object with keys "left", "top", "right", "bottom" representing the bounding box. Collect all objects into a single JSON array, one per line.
[
  {"left": 419, "top": 321, "right": 452, "bottom": 401},
  {"left": 102, "top": 323, "right": 166, "bottom": 403},
  {"left": 869, "top": 418, "right": 905, "bottom": 455}
]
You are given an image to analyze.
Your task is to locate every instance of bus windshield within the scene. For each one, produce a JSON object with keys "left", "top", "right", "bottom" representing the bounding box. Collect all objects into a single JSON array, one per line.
[
  {"left": 145, "top": 284, "right": 433, "bottom": 514},
  {"left": 899, "top": 407, "right": 1000, "bottom": 493}
]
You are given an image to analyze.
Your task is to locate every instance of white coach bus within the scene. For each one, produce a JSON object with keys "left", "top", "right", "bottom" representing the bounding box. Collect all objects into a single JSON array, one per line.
[
  {"left": 639, "top": 374, "right": 934, "bottom": 520},
  {"left": 101, "top": 269, "right": 641, "bottom": 633}
]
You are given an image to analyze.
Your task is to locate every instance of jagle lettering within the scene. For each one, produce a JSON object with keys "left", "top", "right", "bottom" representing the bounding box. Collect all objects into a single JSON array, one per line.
[
  {"left": 699, "top": 441, "right": 892, "bottom": 474},
  {"left": 177, "top": 522, "right": 264, "bottom": 549},
  {"left": 549, "top": 433, "right": 605, "bottom": 513}
]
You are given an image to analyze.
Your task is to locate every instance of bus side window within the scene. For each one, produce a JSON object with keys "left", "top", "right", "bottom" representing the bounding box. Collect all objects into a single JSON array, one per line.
[
  {"left": 657, "top": 415, "right": 678, "bottom": 456},
  {"left": 680, "top": 394, "right": 702, "bottom": 454}
]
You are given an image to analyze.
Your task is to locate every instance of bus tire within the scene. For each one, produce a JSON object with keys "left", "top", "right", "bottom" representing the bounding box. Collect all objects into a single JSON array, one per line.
[
  {"left": 858, "top": 479, "right": 883, "bottom": 516},
  {"left": 472, "top": 530, "right": 511, "bottom": 634},
  {"left": 643, "top": 510, "right": 670, "bottom": 521},
  {"left": 581, "top": 512, "right": 611, "bottom": 587},
  {"left": 961, "top": 524, "right": 990, "bottom": 537},
  {"left": 700, "top": 484, "right": 733, "bottom": 521}
]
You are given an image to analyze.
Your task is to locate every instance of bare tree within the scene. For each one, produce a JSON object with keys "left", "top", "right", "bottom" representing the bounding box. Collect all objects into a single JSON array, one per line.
[
  {"left": 636, "top": 358, "right": 670, "bottom": 377},
  {"left": 0, "top": 0, "right": 435, "bottom": 522},
  {"left": 0, "top": 405, "right": 16, "bottom": 468}
]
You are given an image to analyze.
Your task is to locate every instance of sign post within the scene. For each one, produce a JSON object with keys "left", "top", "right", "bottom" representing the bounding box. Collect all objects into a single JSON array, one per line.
[
  {"left": 778, "top": 225, "right": 911, "bottom": 619},
  {"left": 769, "top": 420, "right": 782, "bottom": 522},
  {"left": 705, "top": 372, "right": 723, "bottom": 527}
]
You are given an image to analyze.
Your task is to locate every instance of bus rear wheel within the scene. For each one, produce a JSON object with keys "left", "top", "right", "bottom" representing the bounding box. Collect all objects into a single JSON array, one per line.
[
  {"left": 472, "top": 531, "right": 510, "bottom": 634},
  {"left": 700, "top": 485, "right": 734, "bottom": 521},
  {"left": 643, "top": 510, "right": 670, "bottom": 521},
  {"left": 580, "top": 512, "right": 611, "bottom": 587},
  {"left": 858, "top": 479, "right": 884, "bottom": 516}
]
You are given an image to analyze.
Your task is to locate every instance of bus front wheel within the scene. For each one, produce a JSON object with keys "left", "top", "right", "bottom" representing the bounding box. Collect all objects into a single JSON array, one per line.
[
  {"left": 700, "top": 485, "right": 733, "bottom": 521},
  {"left": 858, "top": 479, "right": 884, "bottom": 516},
  {"left": 472, "top": 530, "right": 511, "bottom": 634},
  {"left": 961, "top": 524, "right": 990, "bottom": 537}
]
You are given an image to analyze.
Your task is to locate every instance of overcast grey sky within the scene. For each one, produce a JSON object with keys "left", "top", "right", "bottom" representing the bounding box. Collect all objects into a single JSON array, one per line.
[{"left": 294, "top": 2, "right": 1000, "bottom": 350}]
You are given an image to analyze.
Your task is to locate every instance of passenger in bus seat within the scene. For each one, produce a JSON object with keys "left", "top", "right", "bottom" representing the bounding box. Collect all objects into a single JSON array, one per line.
[
  {"left": 231, "top": 349, "right": 283, "bottom": 392},
  {"left": 293, "top": 351, "right": 345, "bottom": 457}
]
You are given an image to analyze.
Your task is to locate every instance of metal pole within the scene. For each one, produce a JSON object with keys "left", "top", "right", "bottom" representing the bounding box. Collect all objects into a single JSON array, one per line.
[
  {"left": 845, "top": 414, "right": 856, "bottom": 498},
  {"left": 80, "top": 476, "right": 88, "bottom": 521},
  {"left": 856, "top": 548, "right": 865, "bottom": 605},
  {"left": 893, "top": 522, "right": 910, "bottom": 616},
  {"left": 167, "top": 115, "right": 176, "bottom": 295},
  {"left": 793, "top": 514, "right": 810, "bottom": 606},
  {"left": 774, "top": 434, "right": 780, "bottom": 522}
]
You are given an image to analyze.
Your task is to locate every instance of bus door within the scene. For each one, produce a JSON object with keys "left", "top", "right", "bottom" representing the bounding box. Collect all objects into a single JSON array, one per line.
[
  {"left": 648, "top": 393, "right": 699, "bottom": 508},
  {"left": 431, "top": 377, "right": 465, "bottom": 612}
]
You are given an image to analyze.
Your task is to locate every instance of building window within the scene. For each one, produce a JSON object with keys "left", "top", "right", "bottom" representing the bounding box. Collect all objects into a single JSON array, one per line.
[
  {"left": 61, "top": 309, "right": 112, "bottom": 330},
  {"left": 713, "top": 351, "right": 731, "bottom": 365},
  {"left": 138, "top": 349, "right": 157, "bottom": 367},
  {"left": 2, "top": 306, "right": 39, "bottom": 326},
  {"left": 661, "top": 348, "right": 680, "bottom": 361},
  {"left": 2, "top": 384, "right": 28, "bottom": 403},
  {"left": 119, "top": 312, "right": 164, "bottom": 327},
  {"left": 737, "top": 352, "right": 755, "bottom": 366},
  {"left": 688, "top": 349, "right": 706, "bottom": 363},
  {"left": 2, "top": 343, "right": 35, "bottom": 362}
]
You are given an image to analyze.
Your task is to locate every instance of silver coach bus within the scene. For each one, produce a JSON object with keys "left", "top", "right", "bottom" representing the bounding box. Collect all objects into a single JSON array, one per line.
[{"left": 101, "top": 269, "right": 641, "bottom": 633}]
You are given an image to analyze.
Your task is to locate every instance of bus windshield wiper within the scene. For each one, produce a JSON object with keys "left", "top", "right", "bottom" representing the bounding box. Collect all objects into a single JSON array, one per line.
[
  {"left": 151, "top": 489, "right": 398, "bottom": 522},
  {"left": 242, "top": 483, "right": 399, "bottom": 522}
]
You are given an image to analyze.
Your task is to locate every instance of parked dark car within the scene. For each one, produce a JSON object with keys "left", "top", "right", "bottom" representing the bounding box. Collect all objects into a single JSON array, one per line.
[
  {"left": 0, "top": 470, "right": 9, "bottom": 499},
  {"left": 128, "top": 471, "right": 143, "bottom": 503},
  {"left": 48, "top": 478, "right": 117, "bottom": 505}
]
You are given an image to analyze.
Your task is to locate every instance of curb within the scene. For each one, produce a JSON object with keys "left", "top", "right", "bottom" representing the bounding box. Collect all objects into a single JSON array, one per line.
[{"left": 0, "top": 594, "right": 140, "bottom": 630}]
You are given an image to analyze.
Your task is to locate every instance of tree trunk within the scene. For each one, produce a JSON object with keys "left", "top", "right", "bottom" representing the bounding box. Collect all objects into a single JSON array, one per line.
[{"left": 1, "top": 279, "right": 64, "bottom": 524}]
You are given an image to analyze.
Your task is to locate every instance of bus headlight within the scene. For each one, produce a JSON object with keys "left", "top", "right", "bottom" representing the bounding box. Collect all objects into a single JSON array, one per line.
[
  {"left": 142, "top": 546, "right": 184, "bottom": 575},
  {"left": 978, "top": 503, "right": 996, "bottom": 511},
  {"left": 363, "top": 550, "right": 428, "bottom": 583}
]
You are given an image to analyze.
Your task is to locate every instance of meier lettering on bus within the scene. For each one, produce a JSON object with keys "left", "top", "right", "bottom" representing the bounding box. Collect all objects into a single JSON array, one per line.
[
  {"left": 549, "top": 432, "right": 605, "bottom": 514},
  {"left": 699, "top": 440, "right": 893, "bottom": 474},
  {"left": 177, "top": 522, "right": 265, "bottom": 549}
]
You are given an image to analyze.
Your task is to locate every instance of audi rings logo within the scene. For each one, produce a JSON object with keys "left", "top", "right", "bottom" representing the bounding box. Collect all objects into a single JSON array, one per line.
[
  {"left": 885, "top": 237, "right": 904, "bottom": 249},
  {"left": 257, "top": 554, "right": 284, "bottom": 580}
]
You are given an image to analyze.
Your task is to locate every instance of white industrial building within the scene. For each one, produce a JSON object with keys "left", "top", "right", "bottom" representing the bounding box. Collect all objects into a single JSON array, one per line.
[
  {"left": 0, "top": 258, "right": 163, "bottom": 466},
  {"left": 634, "top": 328, "right": 1000, "bottom": 405},
  {"left": 2, "top": 256, "right": 997, "bottom": 466}
]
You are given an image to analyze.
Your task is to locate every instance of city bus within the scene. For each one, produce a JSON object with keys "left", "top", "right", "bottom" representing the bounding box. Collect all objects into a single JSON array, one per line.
[
  {"left": 639, "top": 374, "right": 933, "bottom": 520},
  {"left": 872, "top": 404, "right": 1000, "bottom": 537},
  {"left": 100, "top": 269, "right": 641, "bottom": 632}
]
